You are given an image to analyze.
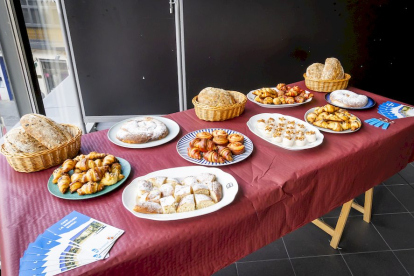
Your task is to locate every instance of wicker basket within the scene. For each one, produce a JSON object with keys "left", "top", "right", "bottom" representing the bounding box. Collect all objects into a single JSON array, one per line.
[
  {"left": 192, "top": 91, "right": 247, "bottom": 121},
  {"left": 303, "top": 73, "right": 351, "bottom": 93},
  {"left": 0, "top": 124, "right": 82, "bottom": 173}
]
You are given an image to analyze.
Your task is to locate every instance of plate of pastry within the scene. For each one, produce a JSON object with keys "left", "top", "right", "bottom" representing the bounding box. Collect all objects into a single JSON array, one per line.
[
  {"left": 304, "top": 104, "right": 362, "bottom": 133},
  {"left": 247, "top": 113, "right": 324, "bottom": 151},
  {"left": 47, "top": 152, "right": 131, "bottom": 200},
  {"left": 247, "top": 84, "right": 313, "bottom": 108},
  {"left": 122, "top": 166, "right": 238, "bottom": 221},
  {"left": 325, "top": 90, "right": 376, "bottom": 110},
  {"left": 107, "top": 116, "right": 180, "bottom": 148},
  {"left": 176, "top": 128, "right": 253, "bottom": 166}
]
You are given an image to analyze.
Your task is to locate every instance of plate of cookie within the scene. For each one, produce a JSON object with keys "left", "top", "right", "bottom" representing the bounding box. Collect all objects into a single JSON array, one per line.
[
  {"left": 247, "top": 84, "right": 313, "bottom": 108},
  {"left": 247, "top": 113, "right": 324, "bottom": 151},
  {"left": 122, "top": 166, "right": 238, "bottom": 221},
  {"left": 176, "top": 128, "right": 254, "bottom": 166},
  {"left": 47, "top": 152, "right": 131, "bottom": 200},
  {"left": 107, "top": 116, "right": 180, "bottom": 149}
]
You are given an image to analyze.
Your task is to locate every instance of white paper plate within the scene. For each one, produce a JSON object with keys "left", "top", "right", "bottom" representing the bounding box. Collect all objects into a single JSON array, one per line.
[
  {"left": 247, "top": 113, "right": 324, "bottom": 151},
  {"left": 247, "top": 88, "right": 312, "bottom": 108},
  {"left": 107, "top": 116, "right": 180, "bottom": 148},
  {"left": 176, "top": 128, "right": 253, "bottom": 166},
  {"left": 122, "top": 166, "right": 239, "bottom": 221},
  {"left": 304, "top": 108, "right": 362, "bottom": 134}
]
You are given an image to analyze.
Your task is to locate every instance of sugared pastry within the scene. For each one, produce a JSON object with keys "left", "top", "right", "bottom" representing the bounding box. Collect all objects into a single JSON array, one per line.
[
  {"left": 207, "top": 181, "right": 223, "bottom": 203},
  {"left": 147, "top": 176, "right": 167, "bottom": 188},
  {"left": 272, "top": 131, "right": 283, "bottom": 143},
  {"left": 196, "top": 131, "right": 213, "bottom": 140},
  {"left": 196, "top": 173, "right": 216, "bottom": 183},
  {"left": 195, "top": 194, "right": 215, "bottom": 210},
  {"left": 295, "top": 136, "right": 307, "bottom": 146},
  {"left": 278, "top": 117, "right": 286, "bottom": 123},
  {"left": 137, "top": 180, "right": 153, "bottom": 196},
  {"left": 159, "top": 183, "right": 174, "bottom": 197},
  {"left": 228, "top": 133, "right": 244, "bottom": 143},
  {"left": 305, "top": 131, "right": 316, "bottom": 142},
  {"left": 181, "top": 176, "right": 198, "bottom": 186},
  {"left": 212, "top": 136, "right": 229, "bottom": 146},
  {"left": 282, "top": 135, "right": 294, "bottom": 147},
  {"left": 192, "top": 183, "right": 210, "bottom": 195},
  {"left": 177, "top": 194, "right": 195, "bottom": 213},
  {"left": 212, "top": 129, "right": 228, "bottom": 139},
  {"left": 227, "top": 142, "right": 245, "bottom": 155},
  {"left": 133, "top": 201, "right": 162, "bottom": 214},
  {"left": 263, "top": 126, "right": 273, "bottom": 138},
  {"left": 257, "top": 119, "right": 266, "bottom": 130},
  {"left": 296, "top": 124, "right": 306, "bottom": 132},
  {"left": 160, "top": 196, "right": 178, "bottom": 214},
  {"left": 174, "top": 185, "right": 192, "bottom": 202}
]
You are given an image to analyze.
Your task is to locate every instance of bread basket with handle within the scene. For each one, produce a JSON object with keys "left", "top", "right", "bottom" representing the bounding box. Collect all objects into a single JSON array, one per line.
[
  {"left": 0, "top": 124, "right": 82, "bottom": 173},
  {"left": 303, "top": 73, "right": 351, "bottom": 93},
  {"left": 192, "top": 91, "right": 247, "bottom": 121}
]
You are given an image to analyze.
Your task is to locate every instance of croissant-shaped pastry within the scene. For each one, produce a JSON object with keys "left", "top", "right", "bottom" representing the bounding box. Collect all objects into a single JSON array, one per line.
[
  {"left": 57, "top": 174, "right": 70, "bottom": 194},
  {"left": 303, "top": 92, "right": 313, "bottom": 99},
  {"left": 190, "top": 138, "right": 216, "bottom": 152},
  {"left": 82, "top": 166, "right": 109, "bottom": 182},
  {"left": 69, "top": 181, "right": 83, "bottom": 193},
  {"left": 75, "top": 158, "right": 89, "bottom": 171},
  {"left": 61, "top": 159, "right": 77, "bottom": 173},
  {"left": 254, "top": 96, "right": 263, "bottom": 103},
  {"left": 316, "top": 112, "right": 329, "bottom": 121},
  {"left": 306, "top": 113, "right": 317, "bottom": 123},
  {"left": 111, "top": 163, "right": 122, "bottom": 174},
  {"left": 103, "top": 155, "right": 117, "bottom": 166},
  {"left": 335, "top": 112, "right": 350, "bottom": 121},
  {"left": 52, "top": 168, "right": 64, "bottom": 184},
  {"left": 285, "top": 89, "right": 298, "bottom": 97},
  {"left": 87, "top": 151, "right": 106, "bottom": 160},
  {"left": 324, "top": 104, "right": 337, "bottom": 113},
  {"left": 285, "top": 97, "right": 295, "bottom": 104},
  {"left": 100, "top": 163, "right": 124, "bottom": 186},
  {"left": 74, "top": 169, "right": 82, "bottom": 174},
  {"left": 350, "top": 120, "right": 361, "bottom": 131},
  {"left": 325, "top": 114, "right": 342, "bottom": 122},
  {"left": 327, "top": 121, "right": 342, "bottom": 132},
  {"left": 94, "top": 159, "right": 103, "bottom": 167},
  {"left": 77, "top": 182, "right": 105, "bottom": 195},
  {"left": 313, "top": 120, "right": 329, "bottom": 128},
  {"left": 341, "top": 121, "right": 351, "bottom": 131},
  {"left": 276, "top": 83, "right": 287, "bottom": 92},
  {"left": 203, "top": 151, "right": 225, "bottom": 163},
  {"left": 294, "top": 96, "right": 304, "bottom": 103},
  {"left": 196, "top": 132, "right": 213, "bottom": 140},
  {"left": 73, "top": 154, "right": 87, "bottom": 162},
  {"left": 217, "top": 146, "right": 233, "bottom": 162},
  {"left": 71, "top": 172, "right": 85, "bottom": 183},
  {"left": 314, "top": 107, "right": 325, "bottom": 114},
  {"left": 188, "top": 147, "right": 202, "bottom": 160}
]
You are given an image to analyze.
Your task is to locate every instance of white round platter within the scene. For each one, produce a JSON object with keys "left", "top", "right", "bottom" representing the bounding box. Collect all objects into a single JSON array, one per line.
[
  {"left": 107, "top": 116, "right": 180, "bottom": 148},
  {"left": 122, "top": 166, "right": 238, "bottom": 221}
]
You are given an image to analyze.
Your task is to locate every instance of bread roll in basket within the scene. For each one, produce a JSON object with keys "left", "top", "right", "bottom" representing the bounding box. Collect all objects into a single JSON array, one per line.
[{"left": 192, "top": 87, "right": 247, "bottom": 121}]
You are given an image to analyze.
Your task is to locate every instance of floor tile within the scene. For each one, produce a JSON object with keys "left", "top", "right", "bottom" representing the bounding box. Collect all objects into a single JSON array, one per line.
[
  {"left": 283, "top": 223, "right": 339, "bottom": 258},
  {"left": 399, "top": 165, "right": 414, "bottom": 183},
  {"left": 343, "top": 251, "right": 408, "bottom": 276},
  {"left": 213, "top": 263, "right": 238, "bottom": 276},
  {"left": 239, "top": 239, "right": 288, "bottom": 262},
  {"left": 291, "top": 255, "right": 351, "bottom": 276},
  {"left": 382, "top": 173, "right": 408, "bottom": 185},
  {"left": 237, "top": 259, "right": 295, "bottom": 276},
  {"left": 323, "top": 217, "right": 388, "bottom": 253},
  {"left": 394, "top": 250, "right": 414, "bottom": 275},
  {"left": 372, "top": 213, "right": 414, "bottom": 250},
  {"left": 355, "top": 186, "right": 406, "bottom": 214},
  {"left": 386, "top": 185, "right": 414, "bottom": 212}
]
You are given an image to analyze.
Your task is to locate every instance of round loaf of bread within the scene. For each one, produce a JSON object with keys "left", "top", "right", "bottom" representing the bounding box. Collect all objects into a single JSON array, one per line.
[
  {"left": 330, "top": 90, "right": 368, "bottom": 108},
  {"left": 306, "top": 63, "right": 324, "bottom": 80},
  {"left": 198, "top": 87, "right": 236, "bottom": 107},
  {"left": 116, "top": 117, "right": 169, "bottom": 144},
  {"left": 321, "top": 58, "right": 345, "bottom": 80},
  {"left": 3, "top": 127, "right": 48, "bottom": 154},
  {"left": 20, "top": 114, "right": 72, "bottom": 149}
]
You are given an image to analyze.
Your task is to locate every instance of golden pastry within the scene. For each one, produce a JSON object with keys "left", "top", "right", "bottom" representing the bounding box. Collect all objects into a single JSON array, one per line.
[
  {"left": 87, "top": 151, "right": 106, "bottom": 160},
  {"left": 69, "top": 181, "right": 83, "bottom": 193},
  {"left": 217, "top": 146, "right": 233, "bottom": 162},
  {"left": 196, "top": 132, "right": 213, "bottom": 140},
  {"left": 103, "top": 155, "right": 117, "bottom": 166},
  {"left": 227, "top": 142, "right": 245, "bottom": 155},
  {"left": 212, "top": 129, "right": 228, "bottom": 139},
  {"left": 52, "top": 168, "right": 64, "bottom": 184},
  {"left": 61, "top": 159, "right": 76, "bottom": 173},
  {"left": 77, "top": 182, "right": 105, "bottom": 195},
  {"left": 57, "top": 174, "right": 70, "bottom": 194},
  {"left": 228, "top": 133, "right": 244, "bottom": 143},
  {"left": 212, "top": 136, "right": 229, "bottom": 146}
]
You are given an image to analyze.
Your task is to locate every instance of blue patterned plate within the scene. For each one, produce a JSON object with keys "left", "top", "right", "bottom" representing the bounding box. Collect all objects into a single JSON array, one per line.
[
  {"left": 176, "top": 128, "right": 253, "bottom": 166},
  {"left": 325, "top": 91, "right": 376, "bottom": 110}
]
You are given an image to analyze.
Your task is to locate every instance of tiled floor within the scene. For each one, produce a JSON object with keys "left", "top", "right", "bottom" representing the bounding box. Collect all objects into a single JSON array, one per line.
[{"left": 214, "top": 162, "right": 414, "bottom": 276}]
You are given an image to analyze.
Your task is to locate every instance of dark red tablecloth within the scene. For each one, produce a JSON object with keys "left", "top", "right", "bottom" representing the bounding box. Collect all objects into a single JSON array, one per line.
[{"left": 1, "top": 81, "right": 414, "bottom": 276}]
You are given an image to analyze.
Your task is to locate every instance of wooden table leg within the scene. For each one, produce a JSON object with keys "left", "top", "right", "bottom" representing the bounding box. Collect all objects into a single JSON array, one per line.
[
  {"left": 363, "top": 188, "right": 374, "bottom": 223},
  {"left": 330, "top": 199, "right": 353, "bottom": 249}
]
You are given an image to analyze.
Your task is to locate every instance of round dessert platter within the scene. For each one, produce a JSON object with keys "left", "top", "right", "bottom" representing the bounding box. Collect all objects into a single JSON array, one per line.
[
  {"left": 107, "top": 116, "right": 180, "bottom": 148},
  {"left": 48, "top": 157, "right": 131, "bottom": 200},
  {"left": 304, "top": 107, "right": 362, "bottom": 134},
  {"left": 122, "top": 166, "right": 239, "bottom": 221},
  {"left": 325, "top": 90, "right": 376, "bottom": 110},
  {"left": 176, "top": 128, "right": 253, "bottom": 166},
  {"left": 247, "top": 87, "right": 312, "bottom": 108},
  {"left": 247, "top": 113, "right": 324, "bottom": 151}
]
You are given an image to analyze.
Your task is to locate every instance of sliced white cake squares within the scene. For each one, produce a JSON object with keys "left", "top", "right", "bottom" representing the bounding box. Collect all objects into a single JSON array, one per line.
[
  {"left": 137, "top": 180, "right": 153, "bottom": 197},
  {"left": 181, "top": 176, "right": 198, "bottom": 186},
  {"left": 196, "top": 173, "right": 216, "bottom": 183},
  {"left": 192, "top": 183, "right": 210, "bottom": 195},
  {"left": 195, "top": 194, "right": 215, "bottom": 210},
  {"left": 133, "top": 201, "right": 162, "bottom": 214},
  {"left": 160, "top": 196, "right": 178, "bottom": 214},
  {"left": 159, "top": 183, "right": 174, "bottom": 197},
  {"left": 174, "top": 185, "right": 192, "bottom": 202},
  {"left": 177, "top": 194, "right": 195, "bottom": 213},
  {"left": 147, "top": 176, "right": 167, "bottom": 188},
  {"left": 207, "top": 181, "right": 223, "bottom": 203}
]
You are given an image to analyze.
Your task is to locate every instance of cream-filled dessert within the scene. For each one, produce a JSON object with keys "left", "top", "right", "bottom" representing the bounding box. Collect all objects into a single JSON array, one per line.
[
  {"left": 282, "top": 135, "right": 294, "bottom": 146},
  {"left": 272, "top": 131, "right": 283, "bottom": 143},
  {"left": 305, "top": 131, "right": 316, "bottom": 142},
  {"left": 295, "top": 136, "right": 307, "bottom": 146},
  {"left": 263, "top": 126, "right": 273, "bottom": 138},
  {"left": 257, "top": 119, "right": 266, "bottom": 130},
  {"left": 296, "top": 123, "right": 306, "bottom": 132}
]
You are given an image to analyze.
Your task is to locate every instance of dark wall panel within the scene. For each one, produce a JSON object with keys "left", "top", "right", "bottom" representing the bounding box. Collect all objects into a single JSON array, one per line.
[
  {"left": 183, "top": 0, "right": 412, "bottom": 107},
  {"left": 64, "top": 0, "right": 179, "bottom": 117}
]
